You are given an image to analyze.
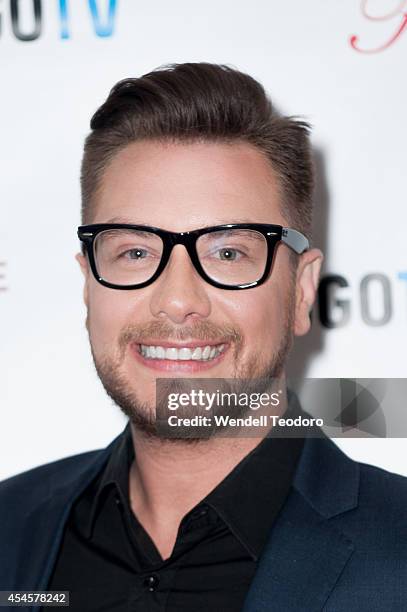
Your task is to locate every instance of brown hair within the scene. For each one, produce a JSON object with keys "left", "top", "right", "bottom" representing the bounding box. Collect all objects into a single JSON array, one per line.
[{"left": 81, "top": 62, "right": 314, "bottom": 239}]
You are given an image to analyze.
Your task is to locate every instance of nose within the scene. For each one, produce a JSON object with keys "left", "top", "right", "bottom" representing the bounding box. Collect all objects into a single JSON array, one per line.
[{"left": 149, "top": 244, "right": 211, "bottom": 324}]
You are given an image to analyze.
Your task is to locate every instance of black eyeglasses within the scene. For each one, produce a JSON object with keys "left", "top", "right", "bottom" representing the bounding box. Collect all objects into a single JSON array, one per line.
[{"left": 77, "top": 223, "right": 309, "bottom": 290}]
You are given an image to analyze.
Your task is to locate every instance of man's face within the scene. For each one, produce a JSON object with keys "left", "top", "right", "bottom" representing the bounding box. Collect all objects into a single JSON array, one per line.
[{"left": 77, "top": 141, "right": 322, "bottom": 433}]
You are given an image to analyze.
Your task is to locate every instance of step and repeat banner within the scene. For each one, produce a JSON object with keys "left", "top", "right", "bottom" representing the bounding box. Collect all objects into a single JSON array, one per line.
[{"left": 0, "top": 0, "right": 406, "bottom": 479}]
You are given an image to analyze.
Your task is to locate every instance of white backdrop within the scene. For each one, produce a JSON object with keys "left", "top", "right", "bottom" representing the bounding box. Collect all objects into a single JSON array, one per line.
[{"left": 1, "top": 0, "right": 406, "bottom": 480}]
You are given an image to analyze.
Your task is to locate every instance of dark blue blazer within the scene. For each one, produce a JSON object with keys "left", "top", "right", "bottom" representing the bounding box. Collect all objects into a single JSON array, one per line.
[{"left": 1, "top": 430, "right": 406, "bottom": 611}]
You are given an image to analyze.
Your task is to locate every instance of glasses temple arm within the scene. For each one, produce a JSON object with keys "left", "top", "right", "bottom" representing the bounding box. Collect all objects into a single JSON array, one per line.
[{"left": 281, "top": 228, "right": 309, "bottom": 254}]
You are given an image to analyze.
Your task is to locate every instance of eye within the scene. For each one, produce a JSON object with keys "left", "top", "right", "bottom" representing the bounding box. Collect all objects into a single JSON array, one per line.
[
  {"left": 216, "top": 248, "right": 243, "bottom": 261},
  {"left": 122, "top": 248, "right": 149, "bottom": 260}
]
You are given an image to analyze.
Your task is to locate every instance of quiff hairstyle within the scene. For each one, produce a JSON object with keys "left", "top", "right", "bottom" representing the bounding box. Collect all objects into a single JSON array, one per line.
[{"left": 81, "top": 62, "right": 314, "bottom": 240}]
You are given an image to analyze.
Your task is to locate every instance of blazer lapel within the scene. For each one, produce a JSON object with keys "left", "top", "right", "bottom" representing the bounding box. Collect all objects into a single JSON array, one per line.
[
  {"left": 243, "top": 437, "right": 360, "bottom": 612},
  {"left": 242, "top": 488, "right": 355, "bottom": 611}
]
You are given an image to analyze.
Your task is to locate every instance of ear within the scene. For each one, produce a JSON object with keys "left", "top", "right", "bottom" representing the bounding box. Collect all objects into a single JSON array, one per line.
[
  {"left": 75, "top": 252, "right": 90, "bottom": 308},
  {"left": 294, "top": 248, "right": 323, "bottom": 336}
]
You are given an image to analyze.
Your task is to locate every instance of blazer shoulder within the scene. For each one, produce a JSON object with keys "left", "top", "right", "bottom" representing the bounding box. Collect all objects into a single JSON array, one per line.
[
  {"left": 357, "top": 459, "right": 407, "bottom": 511},
  {"left": 0, "top": 448, "right": 106, "bottom": 508},
  {"left": 294, "top": 436, "right": 407, "bottom": 521}
]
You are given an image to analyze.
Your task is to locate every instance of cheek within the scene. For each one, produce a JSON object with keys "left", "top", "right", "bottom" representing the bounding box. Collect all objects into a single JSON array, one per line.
[
  {"left": 253, "top": 290, "right": 288, "bottom": 344},
  {"left": 218, "top": 284, "right": 288, "bottom": 353},
  {"left": 87, "top": 285, "right": 136, "bottom": 352}
]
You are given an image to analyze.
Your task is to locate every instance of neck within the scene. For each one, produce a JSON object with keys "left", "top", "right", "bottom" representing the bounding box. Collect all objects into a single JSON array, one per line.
[{"left": 127, "top": 380, "right": 287, "bottom": 559}]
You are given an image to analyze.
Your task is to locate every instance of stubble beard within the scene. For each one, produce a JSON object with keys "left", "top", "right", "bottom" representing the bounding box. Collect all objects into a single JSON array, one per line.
[{"left": 88, "top": 292, "right": 295, "bottom": 442}]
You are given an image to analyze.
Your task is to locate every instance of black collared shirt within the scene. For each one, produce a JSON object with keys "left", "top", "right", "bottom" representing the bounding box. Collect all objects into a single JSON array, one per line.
[{"left": 48, "top": 416, "right": 304, "bottom": 611}]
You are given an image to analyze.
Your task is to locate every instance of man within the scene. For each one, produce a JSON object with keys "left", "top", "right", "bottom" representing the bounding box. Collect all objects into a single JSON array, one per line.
[{"left": 0, "top": 63, "right": 406, "bottom": 611}]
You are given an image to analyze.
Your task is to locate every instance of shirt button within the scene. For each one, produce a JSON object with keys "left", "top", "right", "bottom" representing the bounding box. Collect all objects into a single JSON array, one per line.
[{"left": 144, "top": 574, "right": 159, "bottom": 592}]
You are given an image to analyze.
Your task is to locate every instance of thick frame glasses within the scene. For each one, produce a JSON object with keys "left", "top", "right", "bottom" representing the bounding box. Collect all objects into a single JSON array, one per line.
[{"left": 77, "top": 223, "right": 309, "bottom": 291}]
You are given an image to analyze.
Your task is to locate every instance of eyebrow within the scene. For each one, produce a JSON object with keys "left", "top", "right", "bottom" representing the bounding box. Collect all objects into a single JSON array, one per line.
[
  {"left": 104, "top": 216, "right": 140, "bottom": 224},
  {"left": 103, "top": 216, "right": 272, "bottom": 226}
]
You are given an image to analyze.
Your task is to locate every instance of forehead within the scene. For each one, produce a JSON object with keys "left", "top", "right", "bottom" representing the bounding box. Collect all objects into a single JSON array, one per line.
[{"left": 94, "top": 140, "right": 287, "bottom": 230}]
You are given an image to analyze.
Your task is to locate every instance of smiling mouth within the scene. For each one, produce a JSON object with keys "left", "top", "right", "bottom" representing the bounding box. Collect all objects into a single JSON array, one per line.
[{"left": 137, "top": 343, "right": 226, "bottom": 361}]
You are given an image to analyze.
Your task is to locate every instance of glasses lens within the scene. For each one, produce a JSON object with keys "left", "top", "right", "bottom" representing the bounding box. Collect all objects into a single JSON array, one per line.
[
  {"left": 94, "top": 229, "right": 163, "bottom": 286},
  {"left": 196, "top": 229, "right": 268, "bottom": 286}
]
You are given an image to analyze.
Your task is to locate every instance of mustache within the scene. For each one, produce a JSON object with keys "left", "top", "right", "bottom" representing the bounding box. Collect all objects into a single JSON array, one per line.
[{"left": 118, "top": 320, "right": 243, "bottom": 351}]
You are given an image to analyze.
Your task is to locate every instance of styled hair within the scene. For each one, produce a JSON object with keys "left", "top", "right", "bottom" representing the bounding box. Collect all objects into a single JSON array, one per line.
[{"left": 81, "top": 62, "right": 314, "bottom": 239}]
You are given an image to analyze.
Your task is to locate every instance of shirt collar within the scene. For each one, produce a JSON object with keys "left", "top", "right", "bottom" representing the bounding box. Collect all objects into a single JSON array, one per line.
[
  {"left": 84, "top": 422, "right": 134, "bottom": 539},
  {"left": 204, "top": 389, "right": 306, "bottom": 559},
  {"left": 203, "top": 434, "right": 304, "bottom": 560}
]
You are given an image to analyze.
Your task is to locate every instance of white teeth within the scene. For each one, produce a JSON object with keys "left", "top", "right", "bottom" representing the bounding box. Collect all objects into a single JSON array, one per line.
[
  {"left": 165, "top": 347, "right": 178, "bottom": 360},
  {"left": 156, "top": 346, "right": 166, "bottom": 358},
  {"left": 202, "top": 346, "right": 211, "bottom": 359},
  {"left": 139, "top": 343, "right": 226, "bottom": 361},
  {"left": 191, "top": 347, "right": 202, "bottom": 360}
]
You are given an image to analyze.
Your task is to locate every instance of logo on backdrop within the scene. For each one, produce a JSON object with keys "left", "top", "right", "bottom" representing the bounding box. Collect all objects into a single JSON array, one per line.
[
  {"left": 0, "top": 0, "right": 118, "bottom": 41},
  {"left": 350, "top": 0, "right": 407, "bottom": 53},
  {"left": 317, "top": 272, "right": 407, "bottom": 328}
]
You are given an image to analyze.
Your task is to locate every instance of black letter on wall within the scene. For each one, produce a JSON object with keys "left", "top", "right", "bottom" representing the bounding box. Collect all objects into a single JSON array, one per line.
[
  {"left": 11, "top": 0, "right": 42, "bottom": 41},
  {"left": 318, "top": 274, "right": 350, "bottom": 329}
]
